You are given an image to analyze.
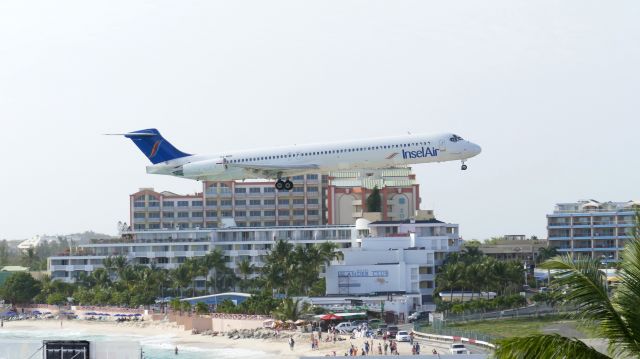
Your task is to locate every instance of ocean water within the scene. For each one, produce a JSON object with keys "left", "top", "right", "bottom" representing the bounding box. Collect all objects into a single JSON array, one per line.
[{"left": 0, "top": 327, "right": 277, "bottom": 359}]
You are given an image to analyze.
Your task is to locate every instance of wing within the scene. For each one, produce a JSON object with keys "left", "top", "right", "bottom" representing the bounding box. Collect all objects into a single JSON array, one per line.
[{"left": 228, "top": 163, "right": 320, "bottom": 178}]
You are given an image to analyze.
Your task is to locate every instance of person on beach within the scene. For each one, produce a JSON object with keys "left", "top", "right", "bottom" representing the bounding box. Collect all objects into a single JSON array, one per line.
[
  {"left": 175, "top": 346, "right": 178, "bottom": 355},
  {"left": 415, "top": 342, "right": 420, "bottom": 355},
  {"left": 288, "top": 337, "right": 295, "bottom": 351},
  {"left": 384, "top": 342, "right": 388, "bottom": 355}
]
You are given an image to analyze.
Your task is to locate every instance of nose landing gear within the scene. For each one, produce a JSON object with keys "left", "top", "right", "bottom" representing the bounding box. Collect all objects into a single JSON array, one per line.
[{"left": 461, "top": 161, "right": 468, "bottom": 171}]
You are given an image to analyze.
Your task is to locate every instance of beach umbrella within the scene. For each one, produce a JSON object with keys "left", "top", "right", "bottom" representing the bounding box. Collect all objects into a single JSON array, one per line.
[
  {"left": 320, "top": 313, "right": 342, "bottom": 321},
  {"left": 133, "top": 313, "right": 142, "bottom": 316},
  {"left": 101, "top": 313, "right": 111, "bottom": 316},
  {"left": 32, "top": 310, "right": 42, "bottom": 315},
  {"left": 0, "top": 311, "right": 17, "bottom": 317},
  {"left": 84, "top": 312, "right": 97, "bottom": 316}
]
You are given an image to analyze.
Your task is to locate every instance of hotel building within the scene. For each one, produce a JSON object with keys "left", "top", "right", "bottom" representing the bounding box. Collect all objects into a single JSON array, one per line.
[{"left": 547, "top": 200, "right": 638, "bottom": 262}]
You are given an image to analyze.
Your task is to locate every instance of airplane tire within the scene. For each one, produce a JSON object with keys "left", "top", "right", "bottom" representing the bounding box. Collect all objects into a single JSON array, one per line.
[
  {"left": 275, "top": 180, "right": 285, "bottom": 190},
  {"left": 284, "top": 180, "right": 294, "bottom": 191},
  {"left": 461, "top": 164, "right": 468, "bottom": 170}
]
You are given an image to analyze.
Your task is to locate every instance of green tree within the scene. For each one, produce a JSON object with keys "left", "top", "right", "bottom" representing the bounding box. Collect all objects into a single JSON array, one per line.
[
  {"left": 271, "top": 297, "right": 311, "bottom": 321},
  {"left": 195, "top": 302, "right": 210, "bottom": 315},
  {"left": 216, "top": 299, "right": 237, "bottom": 313},
  {"left": 366, "top": 186, "right": 381, "bottom": 212},
  {"left": 46, "top": 292, "right": 67, "bottom": 305},
  {"left": 180, "top": 301, "right": 192, "bottom": 313},
  {"left": 0, "top": 272, "right": 41, "bottom": 305},
  {"left": 0, "top": 240, "right": 10, "bottom": 266},
  {"left": 169, "top": 298, "right": 182, "bottom": 312},
  {"left": 495, "top": 211, "right": 640, "bottom": 359},
  {"left": 237, "top": 259, "right": 255, "bottom": 292}
]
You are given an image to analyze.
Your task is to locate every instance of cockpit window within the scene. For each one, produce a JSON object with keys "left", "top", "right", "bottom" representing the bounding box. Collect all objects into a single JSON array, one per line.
[{"left": 449, "top": 134, "right": 464, "bottom": 142}]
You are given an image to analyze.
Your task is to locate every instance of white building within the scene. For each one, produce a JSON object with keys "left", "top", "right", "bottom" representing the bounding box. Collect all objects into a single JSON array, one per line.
[
  {"left": 325, "top": 217, "right": 461, "bottom": 313},
  {"left": 48, "top": 225, "right": 354, "bottom": 284},
  {"left": 548, "top": 200, "right": 638, "bottom": 262}
]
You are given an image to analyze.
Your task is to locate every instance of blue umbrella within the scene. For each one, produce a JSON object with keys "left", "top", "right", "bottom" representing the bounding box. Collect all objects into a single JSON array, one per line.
[
  {"left": 32, "top": 310, "right": 42, "bottom": 315},
  {"left": 133, "top": 313, "right": 142, "bottom": 317},
  {"left": 84, "top": 312, "right": 97, "bottom": 316},
  {"left": 0, "top": 311, "right": 17, "bottom": 317}
]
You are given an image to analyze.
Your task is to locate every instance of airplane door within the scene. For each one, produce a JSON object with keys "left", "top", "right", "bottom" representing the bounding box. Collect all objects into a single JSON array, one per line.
[{"left": 438, "top": 139, "right": 447, "bottom": 152}]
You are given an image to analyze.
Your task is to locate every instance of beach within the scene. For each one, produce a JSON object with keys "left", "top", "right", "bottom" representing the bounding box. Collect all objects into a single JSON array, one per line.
[{"left": 0, "top": 319, "right": 448, "bottom": 358}]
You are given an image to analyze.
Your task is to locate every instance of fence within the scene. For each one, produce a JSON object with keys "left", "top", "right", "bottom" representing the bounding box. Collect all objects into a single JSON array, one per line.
[
  {"left": 415, "top": 320, "right": 500, "bottom": 344},
  {"left": 442, "top": 304, "right": 575, "bottom": 324}
]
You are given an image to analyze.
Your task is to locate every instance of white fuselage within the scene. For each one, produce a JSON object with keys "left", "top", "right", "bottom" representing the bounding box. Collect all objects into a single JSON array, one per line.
[{"left": 146, "top": 133, "right": 481, "bottom": 181}]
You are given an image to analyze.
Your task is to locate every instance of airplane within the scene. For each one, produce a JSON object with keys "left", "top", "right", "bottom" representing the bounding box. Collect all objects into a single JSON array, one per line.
[{"left": 111, "top": 129, "right": 481, "bottom": 190}]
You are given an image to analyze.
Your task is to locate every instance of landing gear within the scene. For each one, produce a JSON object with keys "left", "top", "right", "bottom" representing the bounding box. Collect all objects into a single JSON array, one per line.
[
  {"left": 461, "top": 161, "right": 468, "bottom": 171},
  {"left": 275, "top": 179, "right": 294, "bottom": 191}
]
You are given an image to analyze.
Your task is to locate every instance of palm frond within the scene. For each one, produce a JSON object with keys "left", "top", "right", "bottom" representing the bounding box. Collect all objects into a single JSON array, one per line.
[
  {"left": 539, "top": 256, "right": 637, "bottom": 356},
  {"left": 608, "top": 213, "right": 640, "bottom": 356},
  {"left": 495, "top": 334, "right": 610, "bottom": 359}
]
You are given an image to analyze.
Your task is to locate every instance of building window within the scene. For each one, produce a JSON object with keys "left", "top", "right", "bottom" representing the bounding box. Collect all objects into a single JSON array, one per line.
[
  {"left": 206, "top": 199, "right": 217, "bottom": 206},
  {"left": 221, "top": 211, "right": 232, "bottom": 217},
  {"left": 264, "top": 210, "right": 275, "bottom": 216},
  {"left": 148, "top": 212, "right": 160, "bottom": 218},
  {"left": 163, "top": 212, "right": 174, "bottom": 218},
  {"left": 264, "top": 221, "right": 276, "bottom": 226},
  {"left": 278, "top": 199, "right": 289, "bottom": 205},
  {"left": 293, "top": 187, "right": 304, "bottom": 193},
  {"left": 398, "top": 197, "right": 406, "bottom": 204},
  {"left": 263, "top": 187, "right": 275, "bottom": 193},
  {"left": 235, "top": 211, "right": 246, "bottom": 217},
  {"left": 148, "top": 201, "right": 160, "bottom": 207},
  {"left": 134, "top": 202, "right": 145, "bottom": 208},
  {"left": 221, "top": 200, "right": 232, "bottom": 206},
  {"left": 278, "top": 210, "right": 290, "bottom": 216},
  {"left": 308, "top": 187, "right": 318, "bottom": 192},
  {"left": 250, "top": 199, "right": 261, "bottom": 205},
  {"left": 264, "top": 199, "right": 275, "bottom": 205},
  {"left": 249, "top": 188, "right": 261, "bottom": 193},
  {"left": 206, "top": 221, "right": 217, "bottom": 228},
  {"left": 308, "top": 210, "right": 319, "bottom": 215},
  {"left": 134, "top": 213, "right": 145, "bottom": 219},
  {"left": 250, "top": 210, "right": 261, "bottom": 217},
  {"left": 192, "top": 211, "right": 203, "bottom": 217},
  {"left": 236, "top": 200, "right": 246, "bottom": 206},
  {"left": 148, "top": 223, "right": 160, "bottom": 229},
  {"left": 192, "top": 200, "right": 203, "bottom": 206},
  {"left": 163, "top": 201, "right": 174, "bottom": 207},
  {"left": 235, "top": 188, "right": 246, "bottom": 193},
  {"left": 293, "top": 199, "right": 305, "bottom": 205},
  {"left": 293, "top": 209, "right": 305, "bottom": 216},
  {"left": 307, "top": 174, "right": 318, "bottom": 180},
  {"left": 177, "top": 201, "right": 189, "bottom": 207},
  {"left": 250, "top": 222, "right": 261, "bottom": 227},
  {"left": 308, "top": 198, "right": 319, "bottom": 204},
  {"left": 206, "top": 211, "right": 217, "bottom": 217},
  {"left": 178, "top": 212, "right": 189, "bottom": 218},
  {"left": 135, "top": 195, "right": 145, "bottom": 201},
  {"left": 292, "top": 175, "right": 304, "bottom": 180}
]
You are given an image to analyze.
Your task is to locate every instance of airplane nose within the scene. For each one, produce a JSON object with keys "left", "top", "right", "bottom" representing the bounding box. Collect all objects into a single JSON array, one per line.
[{"left": 470, "top": 143, "right": 482, "bottom": 156}]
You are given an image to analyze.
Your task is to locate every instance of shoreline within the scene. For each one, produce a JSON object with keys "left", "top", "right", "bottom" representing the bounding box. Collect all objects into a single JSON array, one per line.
[{"left": 0, "top": 319, "right": 446, "bottom": 357}]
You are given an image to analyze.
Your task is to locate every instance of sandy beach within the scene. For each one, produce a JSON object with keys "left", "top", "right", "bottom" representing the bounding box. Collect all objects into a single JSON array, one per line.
[{"left": 0, "top": 319, "right": 450, "bottom": 357}]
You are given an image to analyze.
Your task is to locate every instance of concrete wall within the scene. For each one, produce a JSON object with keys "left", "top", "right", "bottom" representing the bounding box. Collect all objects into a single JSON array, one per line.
[
  {"left": 211, "top": 318, "right": 264, "bottom": 332},
  {"left": 165, "top": 314, "right": 261, "bottom": 332}
]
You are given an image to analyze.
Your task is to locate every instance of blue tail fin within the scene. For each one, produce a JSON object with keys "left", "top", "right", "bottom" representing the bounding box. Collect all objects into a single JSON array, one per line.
[{"left": 124, "top": 129, "right": 191, "bottom": 164}]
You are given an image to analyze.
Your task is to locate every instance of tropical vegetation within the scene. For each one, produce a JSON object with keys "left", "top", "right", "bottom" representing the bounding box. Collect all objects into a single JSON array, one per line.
[
  {"left": 0, "top": 239, "right": 342, "bottom": 319},
  {"left": 436, "top": 245, "right": 525, "bottom": 312}
]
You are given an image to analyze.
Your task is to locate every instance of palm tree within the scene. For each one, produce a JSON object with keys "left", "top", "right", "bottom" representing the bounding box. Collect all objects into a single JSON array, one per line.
[
  {"left": 237, "top": 259, "right": 255, "bottom": 291},
  {"left": 271, "top": 298, "right": 311, "bottom": 321},
  {"left": 495, "top": 212, "right": 640, "bottom": 359}
]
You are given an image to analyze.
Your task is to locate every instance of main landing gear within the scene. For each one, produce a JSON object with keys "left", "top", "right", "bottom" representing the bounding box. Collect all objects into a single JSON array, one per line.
[
  {"left": 275, "top": 179, "right": 294, "bottom": 191},
  {"left": 461, "top": 161, "right": 468, "bottom": 171}
]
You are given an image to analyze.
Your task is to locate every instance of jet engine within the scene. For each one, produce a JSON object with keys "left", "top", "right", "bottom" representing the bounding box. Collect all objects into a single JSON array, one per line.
[{"left": 181, "top": 158, "right": 227, "bottom": 177}]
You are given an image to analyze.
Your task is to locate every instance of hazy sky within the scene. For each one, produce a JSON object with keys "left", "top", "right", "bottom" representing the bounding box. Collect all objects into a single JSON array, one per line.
[{"left": 1, "top": 1, "right": 638, "bottom": 240}]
